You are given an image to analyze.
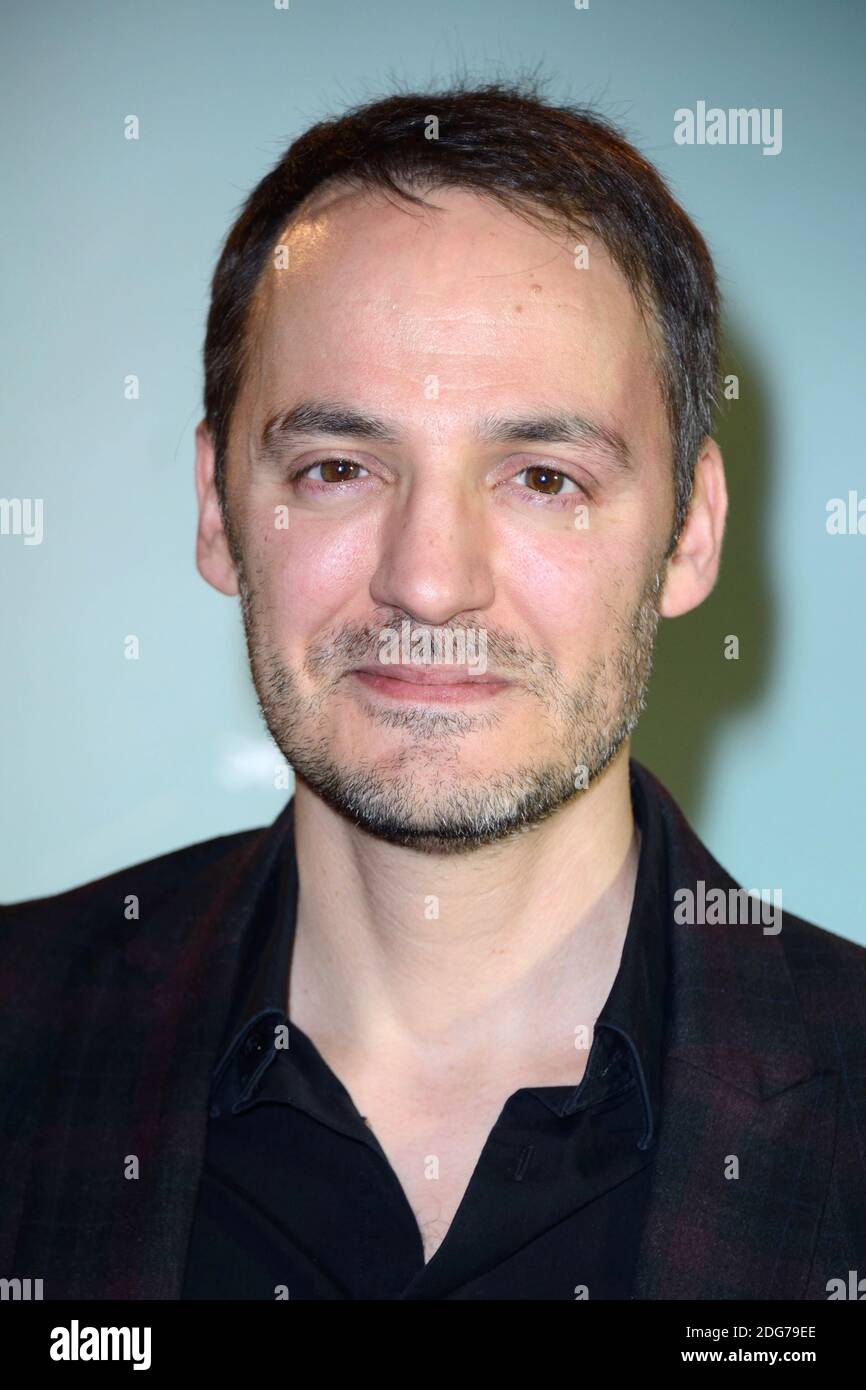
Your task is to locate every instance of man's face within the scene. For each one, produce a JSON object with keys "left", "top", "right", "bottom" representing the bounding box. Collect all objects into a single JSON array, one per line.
[{"left": 215, "top": 184, "right": 676, "bottom": 852}]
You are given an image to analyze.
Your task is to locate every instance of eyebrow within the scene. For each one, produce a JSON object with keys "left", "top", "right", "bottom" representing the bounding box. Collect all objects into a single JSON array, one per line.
[{"left": 258, "top": 400, "right": 633, "bottom": 473}]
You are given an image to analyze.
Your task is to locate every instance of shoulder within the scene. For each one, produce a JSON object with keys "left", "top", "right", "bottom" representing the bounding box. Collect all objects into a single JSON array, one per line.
[
  {"left": 0, "top": 822, "right": 269, "bottom": 948},
  {"left": 632, "top": 758, "right": 866, "bottom": 1071},
  {"left": 0, "top": 807, "right": 295, "bottom": 1042},
  {"left": 637, "top": 757, "right": 866, "bottom": 968},
  {"left": 774, "top": 907, "right": 866, "bottom": 1069},
  {"left": 778, "top": 903, "right": 866, "bottom": 971}
]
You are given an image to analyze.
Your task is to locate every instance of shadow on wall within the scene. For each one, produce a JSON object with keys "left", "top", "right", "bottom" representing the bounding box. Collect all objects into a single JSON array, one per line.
[{"left": 632, "top": 327, "right": 775, "bottom": 824}]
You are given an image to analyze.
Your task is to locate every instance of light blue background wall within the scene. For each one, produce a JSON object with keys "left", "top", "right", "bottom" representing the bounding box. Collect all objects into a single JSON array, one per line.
[{"left": 2, "top": 0, "right": 864, "bottom": 941}]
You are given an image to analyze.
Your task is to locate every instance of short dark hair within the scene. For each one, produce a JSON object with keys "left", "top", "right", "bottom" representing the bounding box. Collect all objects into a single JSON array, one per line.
[{"left": 203, "top": 75, "right": 721, "bottom": 550}]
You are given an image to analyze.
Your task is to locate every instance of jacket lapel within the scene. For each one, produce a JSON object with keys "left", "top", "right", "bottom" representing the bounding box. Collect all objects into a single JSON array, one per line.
[{"left": 630, "top": 768, "right": 836, "bottom": 1299}]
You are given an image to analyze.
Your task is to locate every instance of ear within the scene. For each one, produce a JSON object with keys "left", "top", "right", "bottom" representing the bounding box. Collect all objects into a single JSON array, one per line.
[
  {"left": 658, "top": 437, "right": 728, "bottom": 619},
  {"left": 195, "top": 419, "right": 239, "bottom": 597}
]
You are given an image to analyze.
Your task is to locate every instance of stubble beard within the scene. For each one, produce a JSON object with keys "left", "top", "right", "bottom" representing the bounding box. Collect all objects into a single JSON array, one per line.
[{"left": 233, "top": 545, "right": 665, "bottom": 855}]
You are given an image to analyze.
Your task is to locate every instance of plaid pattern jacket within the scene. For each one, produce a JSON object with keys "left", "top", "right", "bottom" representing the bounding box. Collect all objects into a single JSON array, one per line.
[{"left": 1, "top": 760, "right": 864, "bottom": 1300}]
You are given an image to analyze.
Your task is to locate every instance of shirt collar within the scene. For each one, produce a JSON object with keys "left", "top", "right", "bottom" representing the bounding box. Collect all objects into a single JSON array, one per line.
[
  {"left": 593, "top": 758, "right": 669, "bottom": 1149},
  {"left": 211, "top": 758, "right": 669, "bottom": 1150},
  {"left": 209, "top": 805, "right": 298, "bottom": 1103}
]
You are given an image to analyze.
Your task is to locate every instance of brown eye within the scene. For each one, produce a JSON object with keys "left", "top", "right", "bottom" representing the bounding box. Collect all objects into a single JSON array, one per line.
[
  {"left": 521, "top": 465, "right": 569, "bottom": 495},
  {"left": 318, "top": 458, "right": 363, "bottom": 483}
]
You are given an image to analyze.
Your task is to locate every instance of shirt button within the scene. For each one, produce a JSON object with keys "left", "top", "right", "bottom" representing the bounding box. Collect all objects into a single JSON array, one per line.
[
  {"left": 243, "top": 1033, "right": 265, "bottom": 1057},
  {"left": 209, "top": 1104, "right": 221, "bottom": 1119}
]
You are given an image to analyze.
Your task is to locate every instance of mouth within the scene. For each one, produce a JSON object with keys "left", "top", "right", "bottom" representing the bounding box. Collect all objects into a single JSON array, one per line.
[{"left": 348, "top": 664, "right": 512, "bottom": 704}]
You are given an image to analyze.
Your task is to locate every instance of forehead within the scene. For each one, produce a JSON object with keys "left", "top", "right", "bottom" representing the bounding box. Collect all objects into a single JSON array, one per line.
[{"left": 240, "top": 183, "right": 666, "bottom": 449}]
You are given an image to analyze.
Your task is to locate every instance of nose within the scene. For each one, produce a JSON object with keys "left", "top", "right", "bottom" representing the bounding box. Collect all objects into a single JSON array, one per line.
[{"left": 368, "top": 472, "right": 495, "bottom": 625}]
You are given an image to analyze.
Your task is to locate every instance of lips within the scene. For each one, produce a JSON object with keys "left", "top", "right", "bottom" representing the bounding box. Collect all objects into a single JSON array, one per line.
[
  {"left": 349, "top": 664, "right": 505, "bottom": 686},
  {"left": 348, "top": 665, "right": 511, "bottom": 706}
]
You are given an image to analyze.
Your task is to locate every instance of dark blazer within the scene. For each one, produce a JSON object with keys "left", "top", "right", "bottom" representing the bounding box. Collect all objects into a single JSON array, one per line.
[{"left": 1, "top": 760, "right": 864, "bottom": 1300}]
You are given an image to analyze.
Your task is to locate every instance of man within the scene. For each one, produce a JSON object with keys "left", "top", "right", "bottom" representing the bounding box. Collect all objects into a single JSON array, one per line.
[{"left": 2, "top": 80, "right": 864, "bottom": 1302}]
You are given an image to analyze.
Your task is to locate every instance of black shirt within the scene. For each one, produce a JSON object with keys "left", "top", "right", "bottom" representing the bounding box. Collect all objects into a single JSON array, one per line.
[{"left": 181, "top": 762, "right": 669, "bottom": 1300}]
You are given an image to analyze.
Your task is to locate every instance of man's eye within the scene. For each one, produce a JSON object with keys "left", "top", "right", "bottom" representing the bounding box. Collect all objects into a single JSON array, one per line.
[
  {"left": 515, "top": 465, "right": 580, "bottom": 497},
  {"left": 298, "top": 458, "right": 368, "bottom": 484}
]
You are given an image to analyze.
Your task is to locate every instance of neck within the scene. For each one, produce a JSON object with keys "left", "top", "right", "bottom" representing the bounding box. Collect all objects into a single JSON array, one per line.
[{"left": 288, "top": 745, "right": 640, "bottom": 1080}]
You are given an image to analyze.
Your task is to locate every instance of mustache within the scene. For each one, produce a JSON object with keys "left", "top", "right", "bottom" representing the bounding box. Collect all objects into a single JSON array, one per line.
[{"left": 303, "top": 620, "right": 557, "bottom": 683}]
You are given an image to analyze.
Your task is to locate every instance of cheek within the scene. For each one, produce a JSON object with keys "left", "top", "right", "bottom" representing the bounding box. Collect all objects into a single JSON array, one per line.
[
  {"left": 246, "top": 505, "right": 376, "bottom": 640},
  {"left": 499, "top": 522, "right": 649, "bottom": 674}
]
